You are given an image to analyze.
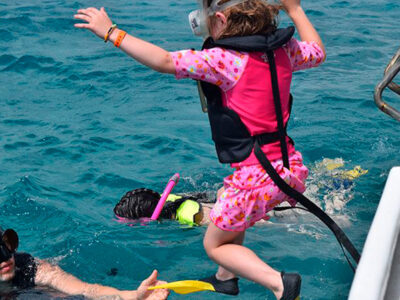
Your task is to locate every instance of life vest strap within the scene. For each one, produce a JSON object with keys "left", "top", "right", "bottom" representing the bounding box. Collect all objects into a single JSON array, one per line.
[
  {"left": 266, "top": 50, "right": 290, "bottom": 169},
  {"left": 254, "top": 131, "right": 294, "bottom": 147}
]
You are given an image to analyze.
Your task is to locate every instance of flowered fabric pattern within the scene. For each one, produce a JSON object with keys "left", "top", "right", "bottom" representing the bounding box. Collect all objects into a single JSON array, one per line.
[
  {"left": 284, "top": 39, "right": 325, "bottom": 71},
  {"left": 171, "top": 48, "right": 247, "bottom": 92},
  {"left": 210, "top": 152, "right": 308, "bottom": 231},
  {"left": 209, "top": 152, "right": 309, "bottom": 232},
  {"left": 170, "top": 38, "right": 325, "bottom": 90}
]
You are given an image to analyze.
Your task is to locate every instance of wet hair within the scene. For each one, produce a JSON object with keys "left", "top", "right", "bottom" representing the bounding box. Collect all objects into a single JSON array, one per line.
[
  {"left": 206, "top": 0, "right": 281, "bottom": 39},
  {"left": 113, "top": 188, "right": 187, "bottom": 220},
  {"left": 0, "top": 228, "right": 19, "bottom": 252}
]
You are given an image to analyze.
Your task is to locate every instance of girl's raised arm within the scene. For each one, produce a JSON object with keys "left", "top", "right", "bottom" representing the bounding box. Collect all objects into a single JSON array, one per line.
[
  {"left": 74, "top": 7, "right": 176, "bottom": 74},
  {"left": 280, "top": 0, "right": 326, "bottom": 56}
]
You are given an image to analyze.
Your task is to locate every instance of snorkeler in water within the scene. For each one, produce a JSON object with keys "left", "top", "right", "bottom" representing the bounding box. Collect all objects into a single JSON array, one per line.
[
  {"left": 0, "top": 228, "right": 169, "bottom": 299},
  {"left": 114, "top": 188, "right": 215, "bottom": 226}
]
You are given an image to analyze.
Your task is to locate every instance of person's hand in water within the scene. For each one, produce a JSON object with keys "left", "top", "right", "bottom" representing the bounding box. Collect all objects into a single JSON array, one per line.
[
  {"left": 74, "top": 7, "right": 113, "bottom": 39},
  {"left": 120, "top": 270, "right": 169, "bottom": 300}
]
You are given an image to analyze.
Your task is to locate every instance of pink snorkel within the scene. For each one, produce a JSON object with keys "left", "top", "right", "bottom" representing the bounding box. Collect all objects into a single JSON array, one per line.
[{"left": 150, "top": 173, "right": 180, "bottom": 220}]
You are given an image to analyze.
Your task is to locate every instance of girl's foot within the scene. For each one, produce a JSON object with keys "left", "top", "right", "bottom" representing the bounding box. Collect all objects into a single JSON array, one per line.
[
  {"left": 199, "top": 274, "right": 240, "bottom": 295},
  {"left": 279, "top": 271, "right": 301, "bottom": 300}
]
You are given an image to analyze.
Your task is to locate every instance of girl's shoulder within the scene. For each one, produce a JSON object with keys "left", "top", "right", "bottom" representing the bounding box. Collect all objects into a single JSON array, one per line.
[
  {"left": 171, "top": 47, "right": 249, "bottom": 91},
  {"left": 173, "top": 47, "right": 247, "bottom": 61},
  {"left": 206, "top": 47, "right": 249, "bottom": 67},
  {"left": 205, "top": 47, "right": 246, "bottom": 56}
]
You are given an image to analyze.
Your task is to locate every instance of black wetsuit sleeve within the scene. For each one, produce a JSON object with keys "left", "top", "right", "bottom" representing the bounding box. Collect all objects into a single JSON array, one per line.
[{"left": 11, "top": 252, "right": 37, "bottom": 288}]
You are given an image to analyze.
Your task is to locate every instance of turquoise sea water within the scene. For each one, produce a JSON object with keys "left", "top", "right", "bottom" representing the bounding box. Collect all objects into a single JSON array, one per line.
[{"left": 0, "top": 0, "right": 399, "bottom": 299}]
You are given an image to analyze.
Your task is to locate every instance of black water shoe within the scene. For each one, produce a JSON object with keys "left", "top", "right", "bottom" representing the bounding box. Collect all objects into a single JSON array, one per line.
[
  {"left": 200, "top": 274, "right": 239, "bottom": 295},
  {"left": 280, "top": 271, "right": 301, "bottom": 300}
]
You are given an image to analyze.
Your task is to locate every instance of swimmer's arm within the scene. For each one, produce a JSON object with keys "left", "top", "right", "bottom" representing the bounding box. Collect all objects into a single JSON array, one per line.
[
  {"left": 197, "top": 187, "right": 221, "bottom": 225},
  {"left": 34, "top": 260, "right": 123, "bottom": 298},
  {"left": 74, "top": 7, "right": 176, "bottom": 74},
  {"left": 217, "top": 187, "right": 225, "bottom": 199},
  {"left": 281, "top": 0, "right": 326, "bottom": 58},
  {"left": 35, "top": 260, "right": 169, "bottom": 300},
  {"left": 200, "top": 206, "right": 212, "bottom": 225}
]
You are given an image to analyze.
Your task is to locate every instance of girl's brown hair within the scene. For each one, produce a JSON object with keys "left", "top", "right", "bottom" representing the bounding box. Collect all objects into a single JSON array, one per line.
[{"left": 207, "top": 0, "right": 282, "bottom": 39}]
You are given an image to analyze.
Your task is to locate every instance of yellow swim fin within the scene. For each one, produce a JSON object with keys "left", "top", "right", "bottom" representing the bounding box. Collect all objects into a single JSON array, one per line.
[
  {"left": 325, "top": 161, "right": 344, "bottom": 171},
  {"left": 148, "top": 280, "right": 216, "bottom": 294},
  {"left": 321, "top": 158, "right": 344, "bottom": 171},
  {"left": 342, "top": 166, "right": 368, "bottom": 180}
]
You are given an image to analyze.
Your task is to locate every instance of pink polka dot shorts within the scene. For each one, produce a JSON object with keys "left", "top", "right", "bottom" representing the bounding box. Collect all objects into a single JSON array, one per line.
[{"left": 210, "top": 151, "right": 308, "bottom": 232}]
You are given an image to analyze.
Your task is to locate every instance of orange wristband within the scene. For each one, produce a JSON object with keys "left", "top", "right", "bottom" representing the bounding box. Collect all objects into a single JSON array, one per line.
[{"left": 114, "top": 30, "right": 127, "bottom": 48}]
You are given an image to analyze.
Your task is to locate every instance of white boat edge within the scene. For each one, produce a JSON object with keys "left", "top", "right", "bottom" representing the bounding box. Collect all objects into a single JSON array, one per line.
[{"left": 348, "top": 167, "right": 400, "bottom": 300}]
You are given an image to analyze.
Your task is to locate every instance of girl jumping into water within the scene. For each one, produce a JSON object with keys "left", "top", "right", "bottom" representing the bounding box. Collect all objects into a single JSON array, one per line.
[{"left": 74, "top": 0, "right": 325, "bottom": 299}]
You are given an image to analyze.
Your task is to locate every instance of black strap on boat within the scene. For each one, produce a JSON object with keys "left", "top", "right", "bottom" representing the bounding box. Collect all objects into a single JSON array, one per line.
[{"left": 260, "top": 50, "right": 360, "bottom": 271}]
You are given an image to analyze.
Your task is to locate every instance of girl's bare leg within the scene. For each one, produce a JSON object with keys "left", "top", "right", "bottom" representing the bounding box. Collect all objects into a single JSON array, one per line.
[
  {"left": 213, "top": 186, "right": 238, "bottom": 280},
  {"left": 204, "top": 222, "right": 284, "bottom": 299},
  {"left": 215, "top": 231, "right": 244, "bottom": 280}
]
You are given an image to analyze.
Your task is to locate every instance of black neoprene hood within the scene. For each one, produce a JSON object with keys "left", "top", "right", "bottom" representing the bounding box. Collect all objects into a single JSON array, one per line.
[{"left": 0, "top": 228, "right": 19, "bottom": 252}]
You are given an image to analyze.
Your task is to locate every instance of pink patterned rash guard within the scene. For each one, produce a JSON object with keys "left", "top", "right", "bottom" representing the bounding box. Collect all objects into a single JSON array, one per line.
[{"left": 170, "top": 38, "right": 325, "bottom": 91}]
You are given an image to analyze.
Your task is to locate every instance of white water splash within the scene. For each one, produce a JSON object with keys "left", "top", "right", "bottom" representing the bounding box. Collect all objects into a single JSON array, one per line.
[{"left": 268, "top": 158, "right": 364, "bottom": 237}]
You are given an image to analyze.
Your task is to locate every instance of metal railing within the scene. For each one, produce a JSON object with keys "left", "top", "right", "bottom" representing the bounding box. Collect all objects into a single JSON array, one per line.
[{"left": 374, "top": 48, "right": 400, "bottom": 121}]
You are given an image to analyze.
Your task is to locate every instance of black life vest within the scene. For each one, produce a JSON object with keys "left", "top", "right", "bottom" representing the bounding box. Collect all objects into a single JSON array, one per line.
[
  {"left": 200, "top": 26, "right": 295, "bottom": 166},
  {"left": 198, "top": 26, "right": 361, "bottom": 270}
]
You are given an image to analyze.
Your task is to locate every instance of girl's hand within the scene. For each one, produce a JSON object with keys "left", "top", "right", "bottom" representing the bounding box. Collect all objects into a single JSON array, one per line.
[
  {"left": 74, "top": 7, "right": 113, "bottom": 39},
  {"left": 280, "top": 0, "right": 302, "bottom": 15}
]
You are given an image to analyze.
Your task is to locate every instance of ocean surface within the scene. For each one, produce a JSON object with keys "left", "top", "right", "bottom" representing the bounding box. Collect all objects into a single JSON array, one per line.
[{"left": 0, "top": 0, "right": 399, "bottom": 299}]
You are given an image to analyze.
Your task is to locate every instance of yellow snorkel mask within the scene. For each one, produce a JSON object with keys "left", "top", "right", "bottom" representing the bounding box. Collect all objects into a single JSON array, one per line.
[{"left": 166, "top": 194, "right": 202, "bottom": 226}]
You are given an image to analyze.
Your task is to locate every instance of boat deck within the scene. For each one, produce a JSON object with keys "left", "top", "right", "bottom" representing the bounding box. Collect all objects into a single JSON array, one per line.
[
  {"left": 349, "top": 167, "right": 400, "bottom": 300},
  {"left": 384, "top": 231, "right": 400, "bottom": 300}
]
